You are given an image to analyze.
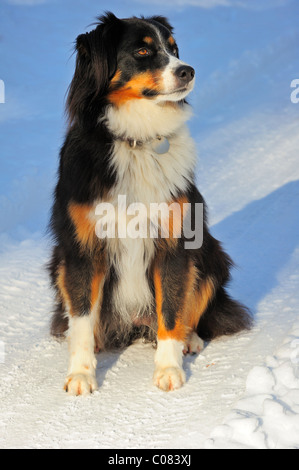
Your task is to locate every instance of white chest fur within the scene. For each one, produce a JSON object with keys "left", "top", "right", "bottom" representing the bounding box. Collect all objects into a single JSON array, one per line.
[
  {"left": 99, "top": 101, "right": 197, "bottom": 320},
  {"left": 110, "top": 126, "right": 196, "bottom": 206}
]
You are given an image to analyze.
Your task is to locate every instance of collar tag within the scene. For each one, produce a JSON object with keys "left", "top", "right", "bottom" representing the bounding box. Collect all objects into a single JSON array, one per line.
[{"left": 151, "top": 136, "right": 170, "bottom": 155}]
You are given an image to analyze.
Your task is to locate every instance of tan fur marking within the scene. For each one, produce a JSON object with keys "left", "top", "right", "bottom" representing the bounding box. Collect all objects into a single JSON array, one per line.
[
  {"left": 108, "top": 71, "right": 162, "bottom": 106},
  {"left": 154, "top": 258, "right": 215, "bottom": 342},
  {"left": 56, "top": 264, "right": 73, "bottom": 316},
  {"left": 90, "top": 272, "right": 106, "bottom": 352},
  {"left": 143, "top": 36, "right": 153, "bottom": 44},
  {"left": 68, "top": 202, "right": 96, "bottom": 250},
  {"left": 186, "top": 275, "right": 215, "bottom": 330},
  {"left": 167, "top": 195, "right": 189, "bottom": 240},
  {"left": 182, "top": 262, "right": 198, "bottom": 330},
  {"left": 198, "top": 277, "right": 215, "bottom": 316},
  {"left": 153, "top": 264, "right": 187, "bottom": 342},
  {"left": 111, "top": 69, "right": 122, "bottom": 84},
  {"left": 157, "top": 195, "right": 189, "bottom": 249}
]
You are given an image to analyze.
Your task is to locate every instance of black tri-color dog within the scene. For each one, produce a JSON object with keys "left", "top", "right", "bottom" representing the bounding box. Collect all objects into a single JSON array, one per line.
[{"left": 48, "top": 12, "right": 252, "bottom": 395}]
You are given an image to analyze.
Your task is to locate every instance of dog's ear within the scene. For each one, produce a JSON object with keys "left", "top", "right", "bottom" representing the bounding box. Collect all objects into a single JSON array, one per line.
[
  {"left": 67, "top": 12, "right": 123, "bottom": 127},
  {"left": 94, "top": 12, "right": 123, "bottom": 81},
  {"left": 75, "top": 33, "right": 91, "bottom": 57},
  {"left": 149, "top": 16, "right": 174, "bottom": 34}
]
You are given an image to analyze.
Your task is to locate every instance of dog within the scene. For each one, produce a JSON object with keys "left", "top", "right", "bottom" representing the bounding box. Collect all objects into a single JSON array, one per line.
[{"left": 48, "top": 12, "right": 252, "bottom": 395}]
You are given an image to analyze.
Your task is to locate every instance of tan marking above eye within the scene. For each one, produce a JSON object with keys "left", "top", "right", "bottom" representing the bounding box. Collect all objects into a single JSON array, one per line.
[{"left": 143, "top": 36, "right": 153, "bottom": 45}]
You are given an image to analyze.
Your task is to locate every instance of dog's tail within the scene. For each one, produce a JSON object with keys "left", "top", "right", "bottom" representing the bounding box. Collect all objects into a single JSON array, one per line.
[{"left": 196, "top": 287, "right": 253, "bottom": 341}]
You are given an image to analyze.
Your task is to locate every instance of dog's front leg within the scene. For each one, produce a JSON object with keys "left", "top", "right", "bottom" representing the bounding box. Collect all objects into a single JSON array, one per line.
[
  {"left": 64, "top": 314, "right": 98, "bottom": 395},
  {"left": 57, "top": 260, "right": 103, "bottom": 395},
  {"left": 152, "top": 254, "right": 189, "bottom": 391}
]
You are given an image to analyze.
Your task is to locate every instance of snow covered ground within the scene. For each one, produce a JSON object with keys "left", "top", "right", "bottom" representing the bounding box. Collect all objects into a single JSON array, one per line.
[{"left": 0, "top": 0, "right": 299, "bottom": 449}]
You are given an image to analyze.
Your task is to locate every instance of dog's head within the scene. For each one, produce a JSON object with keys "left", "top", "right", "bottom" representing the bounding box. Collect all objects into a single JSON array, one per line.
[{"left": 67, "top": 12, "right": 195, "bottom": 127}]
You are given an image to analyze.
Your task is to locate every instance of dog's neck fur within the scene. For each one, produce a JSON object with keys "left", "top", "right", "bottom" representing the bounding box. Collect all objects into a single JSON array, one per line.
[
  {"left": 100, "top": 99, "right": 197, "bottom": 207},
  {"left": 103, "top": 99, "right": 193, "bottom": 141}
]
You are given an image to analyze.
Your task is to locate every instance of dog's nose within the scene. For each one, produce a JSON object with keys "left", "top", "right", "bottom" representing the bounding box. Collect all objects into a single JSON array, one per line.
[{"left": 175, "top": 66, "right": 195, "bottom": 86}]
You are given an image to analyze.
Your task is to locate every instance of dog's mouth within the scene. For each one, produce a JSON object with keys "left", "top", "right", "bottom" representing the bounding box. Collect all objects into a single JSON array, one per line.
[
  {"left": 161, "top": 87, "right": 189, "bottom": 95},
  {"left": 157, "top": 81, "right": 195, "bottom": 102},
  {"left": 109, "top": 67, "right": 195, "bottom": 106},
  {"left": 142, "top": 86, "right": 192, "bottom": 101}
]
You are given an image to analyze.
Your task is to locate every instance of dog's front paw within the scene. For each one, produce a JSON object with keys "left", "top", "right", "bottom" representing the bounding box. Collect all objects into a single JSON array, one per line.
[
  {"left": 153, "top": 367, "right": 186, "bottom": 391},
  {"left": 183, "top": 331, "right": 204, "bottom": 355},
  {"left": 64, "top": 373, "right": 97, "bottom": 396}
]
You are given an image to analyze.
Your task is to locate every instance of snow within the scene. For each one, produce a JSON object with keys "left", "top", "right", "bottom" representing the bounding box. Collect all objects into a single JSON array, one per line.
[
  {"left": 0, "top": 0, "right": 299, "bottom": 449},
  {"left": 207, "top": 321, "right": 299, "bottom": 449}
]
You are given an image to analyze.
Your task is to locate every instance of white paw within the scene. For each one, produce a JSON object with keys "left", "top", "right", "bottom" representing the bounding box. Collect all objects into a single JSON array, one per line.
[
  {"left": 183, "top": 331, "right": 204, "bottom": 355},
  {"left": 153, "top": 367, "right": 186, "bottom": 391},
  {"left": 64, "top": 373, "right": 97, "bottom": 396}
]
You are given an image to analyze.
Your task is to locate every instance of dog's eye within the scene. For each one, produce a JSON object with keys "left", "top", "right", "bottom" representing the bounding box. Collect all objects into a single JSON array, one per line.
[{"left": 136, "top": 48, "right": 151, "bottom": 57}]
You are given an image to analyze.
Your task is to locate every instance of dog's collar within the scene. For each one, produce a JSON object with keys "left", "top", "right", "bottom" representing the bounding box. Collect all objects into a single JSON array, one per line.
[{"left": 116, "top": 135, "right": 171, "bottom": 155}]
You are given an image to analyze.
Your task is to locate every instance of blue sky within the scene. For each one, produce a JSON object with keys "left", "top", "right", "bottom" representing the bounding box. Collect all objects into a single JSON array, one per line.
[{"left": 0, "top": 0, "right": 298, "bottom": 239}]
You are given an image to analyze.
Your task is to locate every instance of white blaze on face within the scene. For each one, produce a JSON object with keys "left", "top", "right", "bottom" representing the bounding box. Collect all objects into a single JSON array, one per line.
[
  {"left": 159, "top": 55, "right": 195, "bottom": 100},
  {"left": 148, "top": 22, "right": 195, "bottom": 102}
]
